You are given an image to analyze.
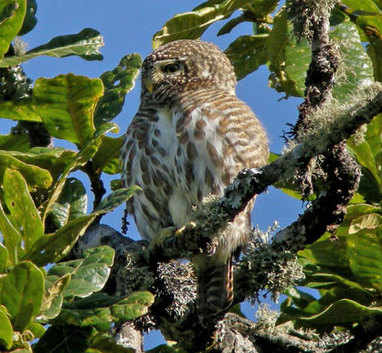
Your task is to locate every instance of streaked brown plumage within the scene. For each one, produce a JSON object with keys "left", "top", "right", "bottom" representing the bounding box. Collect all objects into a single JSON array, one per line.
[{"left": 121, "top": 39, "right": 269, "bottom": 326}]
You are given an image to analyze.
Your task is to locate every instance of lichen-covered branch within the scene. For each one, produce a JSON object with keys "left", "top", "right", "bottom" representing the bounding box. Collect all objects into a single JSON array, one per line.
[{"left": 148, "top": 84, "right": 382, "bottom": 263}]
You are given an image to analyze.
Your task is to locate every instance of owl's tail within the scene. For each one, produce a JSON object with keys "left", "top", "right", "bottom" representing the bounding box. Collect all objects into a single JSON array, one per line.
[{"left": 197, "top": 255, "right": 234, "bottom": 328}]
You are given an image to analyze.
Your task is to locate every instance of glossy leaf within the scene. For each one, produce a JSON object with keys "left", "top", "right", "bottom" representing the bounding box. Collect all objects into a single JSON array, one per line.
[
  {"left": 48, "top": 177, "right": 87, "bottom": 229},
  {"left": 35, "top": 74, "right": 103, "bottom": 145},
  {"left": 58, "top": 291, "right": 154, "bottom": 330},
  {"left": 0, "top": 74, "right": 104, "bottom": 146},
  {"left": 347, "top": 228, "right": 382, "bottom": 291},
  {"left": 42, "top": 123, "right": 117, "bottom": 222},
  {"left": 0, "top": 261, "right": 44, "bottom": 331},
  {"left": 0, "top": 150, "right": 52, "bottom": 189},
  {"left": 40, "top": 273, "right": 71, "bottom": 321},
  {"left": 3, "top": 169, "right": 44, "bottom": 251},
  {"left": 92, "top": 136, "right": 124, "bottom": 174},
  {"left": 243, "top": 0, "right": 279, "bottom": 18},
  {"left": 28, "top": 182, "right": 131, "bottom": 266},
  {"left": 267, "top": 8, "right": 311, "bottom": 97},
  {"left": 0, "top": 0, "right": 26, "bottom": 59},
  {"left": 0, "top": 243, "right": 8, "bottom": 272},
  {"left": 0, "top": 200, "right": 21, "bottom": 264},
  {"left": 54, "top": 246, "right": 114, "bottom": 298},
  {"left": 347, "top": 113, "right": 382, "bottom": 202},
  {"left": 0, "top": 133, "right": 30, "bottom": 151},
  {"left": 153, "top": 0, "right": 252, "bottom": 48},
  {"left": 25, "top": 214, "right": 97, "bottom": 266},
  {"left": 331, "top": 21, "right": 375, "bottom": 102},
  {"left": 0, "top": 28, "right": 103, "bottom": 67},
  {"left": 18, "top": 0, "right": 37, "bottom": 36},
  {"left": 94, "top": 53, "right": 142, "bottom": 126},
  {"left": 89, "top": 335, "right": 135, "bottom": 353},
  {"left": 0, "top": 305, "right": 13, "bottom": 350},
  {"left": 225, "top": 34, "right": 268, "bottom": 80},
  {"left": 8, "top": 147, "right": 77, "bottom": 181},
  {"left": 95, "top": 186, "right": 141, "bottom": 213},
  {"left": 298, "top": 299, "right": 382, "bottom": 327}
]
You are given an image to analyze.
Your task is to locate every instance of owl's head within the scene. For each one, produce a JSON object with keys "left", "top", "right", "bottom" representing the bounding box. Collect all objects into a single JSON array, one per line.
[{"left": 141, "top": 40, "right": 237, "bottom": 103}]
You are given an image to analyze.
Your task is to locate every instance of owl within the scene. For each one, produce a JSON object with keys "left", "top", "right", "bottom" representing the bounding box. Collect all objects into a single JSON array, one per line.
[{"left": 121, "top": 39, "right": 269, "bottom": 326}]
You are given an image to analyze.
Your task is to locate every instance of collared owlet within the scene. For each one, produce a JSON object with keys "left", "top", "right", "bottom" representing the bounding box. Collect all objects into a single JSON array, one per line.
[{"left": 121, "top": 39, "right": 269, "bottom": 325}]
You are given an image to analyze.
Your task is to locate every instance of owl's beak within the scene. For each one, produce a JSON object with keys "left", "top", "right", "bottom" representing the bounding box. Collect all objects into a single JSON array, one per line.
[{"left": 143, "top": 77, "right": 153, "bottom": 93}]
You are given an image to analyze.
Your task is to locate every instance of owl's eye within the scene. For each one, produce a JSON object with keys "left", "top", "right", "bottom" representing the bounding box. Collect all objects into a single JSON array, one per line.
[{"left": 161, "top": 62, "right": 181, "bottom": 74}]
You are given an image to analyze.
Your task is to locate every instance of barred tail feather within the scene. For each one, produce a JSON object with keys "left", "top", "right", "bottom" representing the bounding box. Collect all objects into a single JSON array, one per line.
[{"left": 197, "top": 255, "right": 234, "bottom": 328}]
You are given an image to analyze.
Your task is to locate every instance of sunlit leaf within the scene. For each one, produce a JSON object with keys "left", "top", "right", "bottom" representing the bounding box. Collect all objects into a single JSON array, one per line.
[
  {"left": 225, "top": 34, "right": 268, "bottom": 80},
  {"left": 3, "top": 169, "right": 44, "bottom": 251},
  {"left": 39, "top": 273, "right": 71, "bottom": 321},
  {"left": 48, "top": 177, "right": 87, "bottom": 229},
  {"left": 92, "top": 136, "right": 124, "bottom": 174},
  {"left": 331, "top": 21, "right": 375, "bottom": 101},
  {"left": 18, "top": 0, "right": 37, "bottom": 36},
  {"left": 94, "top": 53, "right": 141, "bottom": 127},
  {"left": 153, "top": 0, "right": 252, "bottom": 48},
  {"left": 35, "top": 74, "right": 103, "bottom": 145},
  {"left": 0, "top": 305, "right": 13, "bottom": 350},
  {"left": 0, "top": 150, "right": 52, "bottom": 189},
  {"left": 0, "top": 0, "right": 26, "bottom": 59},
  {"left": 0, "top": 261, "right": 44, "bottom": 331},
  {"left": 0, "top": 28, "right": 103, "bottom": 67},
  {"left": 267, "top": 8, "right": 311, "bottom": 97}
]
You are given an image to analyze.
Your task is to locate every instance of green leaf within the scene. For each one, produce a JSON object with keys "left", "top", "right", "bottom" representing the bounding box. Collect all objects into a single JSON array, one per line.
[
  {"left": 0, "top": 243, "right": 8, "bottom": 272},
  {"left": 244, "top": 0, "right": 279, "bottom": 18},
  {"left": 92, "top": 136, "right": 124, "bottom": 174},
  {"left": 0, "top": 0, "right": 26, "bottom": 59},
  {"left": 0, "top": 28, "right": 103, "bottom": 67},
  {"left": 347, "top": 228, "right": 382, "bottom": 291},
  {"left": 89, "top": 335, "right": 135, "bottom": 353},
  {"left": 153, "top": 0, "right": 252, "bottom": 48},
  {"left": 298, "top": 299, "right": 382, "bottom": 327},
  {"left": 33, "top": 325, "right": 94, "bottom": 353},
  {"left": 35, "top": 74, "right": 103, "bottom": 145},
  {"left": 94, "top": 54, "right": 142, "bottom": 127},
  {"left": 110, "top": 291, "right": 155, "bottom": 321},
  {"left": 331, "top": 21, "right": 375, "bottom": 102},
  {"left": 0, "top": 74, "right": 104, "bottom": 146},
  {"left": 0, "top": 133, "right": 30, "bottom": 151},
  {"left": 347, "top": 114, "right": 382, "bottom": 201},
  {"left": 225, "top": 34, "right": 268, "bottom": 80},
  {"left": 7, "top": 147, "right": 77, "bottom": 181},
  {"left": 0, "top": 305, "right": 13, "bottom": 350},
  {"left": 95, "top": 186, "right": 141, "bottom": 213},
  {"left": 48, "top": 177, "right": 87, "bottom": 229},
  {"left": 3, "top": 169, "right": 44, "bottom": 251},
  {"left": 24, "top": 215, "right": 97, "bottom": 266},
  {"left": 40, "top": 273, "right": 71, "bottom": 321},
  {"left": 0, "top": 199, "right": 21, "bottom": 264},
  {"left": 0, "top": 261, "right": 44, "bottom": 331},
  {"left": 27, "top": 322, "right": 45, "bottom": 338},
  {"left": 58, "top": 291, "right": 154, "bottom": 330},
  {"left": 58, "top": 246, "right": 114, "bottom": 298},
  {"left": 41, "top": 123, "right": 117, "bottom": 222},
  {"left": 18, "top": 0, "right": 37, "bottom": 36},
  {"left": 267, "top": 8, "right": 311, "bottom": 97},
  {"left": 0, "top": 150, "right": 52, "bottom": 189}
]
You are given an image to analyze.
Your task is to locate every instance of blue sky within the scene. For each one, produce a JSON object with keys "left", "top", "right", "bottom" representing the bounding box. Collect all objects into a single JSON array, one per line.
[{"left": 5, "top": 1, "right": 306, "bottom": 349}]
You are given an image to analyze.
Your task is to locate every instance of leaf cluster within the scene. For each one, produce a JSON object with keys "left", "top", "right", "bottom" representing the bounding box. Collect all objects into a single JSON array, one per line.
[{"left": 0, "top": 1, "right": 151, "bottom": 352}]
